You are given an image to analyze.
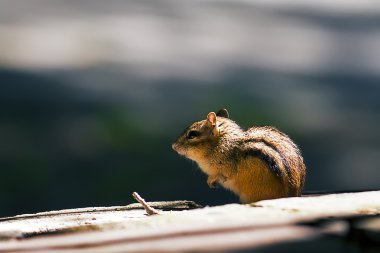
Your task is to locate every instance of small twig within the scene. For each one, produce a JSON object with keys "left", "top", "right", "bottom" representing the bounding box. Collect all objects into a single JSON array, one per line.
[{"left": 132, "top": 192, "right": 160, "bottom": 215}]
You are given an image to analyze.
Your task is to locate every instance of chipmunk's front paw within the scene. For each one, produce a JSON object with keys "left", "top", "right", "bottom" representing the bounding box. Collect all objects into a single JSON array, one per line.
[
  {"left": 207, "top": 174, "right": 227, "bottom": 188},
  {"left": 207, "top": 178, "right": 219, "bottom": 188}
]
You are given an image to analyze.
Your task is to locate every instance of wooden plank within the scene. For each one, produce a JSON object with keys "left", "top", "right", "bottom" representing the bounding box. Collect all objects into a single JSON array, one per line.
[
  {"left": 254, "top": 190, "right": 380, "bottom": 215},
  {"left": 0, "top": 225, "right": 321, "bottom": 253},
  {"left": 0, "top": 191, "right": 379, "bottom": 252}
]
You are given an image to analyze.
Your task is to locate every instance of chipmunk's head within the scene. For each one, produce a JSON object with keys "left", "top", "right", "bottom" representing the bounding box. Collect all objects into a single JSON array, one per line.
[{"left": 172, "top": 109, "right": 230, "bottom": 160}]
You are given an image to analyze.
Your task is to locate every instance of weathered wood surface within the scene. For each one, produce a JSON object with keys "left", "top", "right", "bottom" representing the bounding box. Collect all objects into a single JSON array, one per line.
[
  {"left": 0, "top": 200, "right": 201, "bottom": 239},
  {"left": 0, "top": 191, "right": 379, "bottom": 252}
]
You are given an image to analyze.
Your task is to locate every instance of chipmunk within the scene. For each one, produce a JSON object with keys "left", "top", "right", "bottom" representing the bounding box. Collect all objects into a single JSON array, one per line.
[{"left": 172, "top": 109, "right": 306, "bottom": 203}]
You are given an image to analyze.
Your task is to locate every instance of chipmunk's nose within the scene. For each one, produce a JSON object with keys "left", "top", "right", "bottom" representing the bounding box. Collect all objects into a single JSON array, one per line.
[{"left": 172, "top": 143, "right": 178, "bottom": 151}]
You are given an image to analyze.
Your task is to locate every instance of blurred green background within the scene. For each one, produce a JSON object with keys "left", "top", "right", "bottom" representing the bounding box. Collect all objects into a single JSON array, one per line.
[{"left": 1, "top": 0, "right": 380, "bottom": 217}]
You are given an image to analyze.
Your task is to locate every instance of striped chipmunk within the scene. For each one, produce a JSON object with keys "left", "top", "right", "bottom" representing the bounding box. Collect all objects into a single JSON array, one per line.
[{"left": 172, "top": 109, "right": 306, "bottom": 203}]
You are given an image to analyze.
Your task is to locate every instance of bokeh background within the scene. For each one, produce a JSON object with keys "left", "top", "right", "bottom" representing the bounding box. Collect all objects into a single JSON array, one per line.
[{"left": 1, "top": 0, "right": 380, "bottom": 217}]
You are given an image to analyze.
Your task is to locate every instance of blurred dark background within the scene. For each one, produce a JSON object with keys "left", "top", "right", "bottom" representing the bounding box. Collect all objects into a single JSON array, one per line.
[{"left": 1, "top": 0, "right": 380, "bottom": 217}]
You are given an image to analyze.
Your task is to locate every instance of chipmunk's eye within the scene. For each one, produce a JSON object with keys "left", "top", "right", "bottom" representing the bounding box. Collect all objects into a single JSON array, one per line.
[{"left": 187, "top": 130, "right": 200, "bottom": 140}]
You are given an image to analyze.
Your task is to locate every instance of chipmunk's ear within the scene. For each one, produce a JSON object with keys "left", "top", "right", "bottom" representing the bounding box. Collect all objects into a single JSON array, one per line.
[
  {"left": 206, "top": 112, "right": 219, "bottom": 136},
  {"left": 207, "top": 112, "right": 217, "bottom": 126},
  {"left": 216, "top": 108, "right": 229, "bottom": 119}
]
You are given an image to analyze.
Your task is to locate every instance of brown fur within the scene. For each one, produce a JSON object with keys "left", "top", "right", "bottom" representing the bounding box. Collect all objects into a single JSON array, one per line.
[{"left": 172, "top": 109, "right": 306, "bottom": 203}]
